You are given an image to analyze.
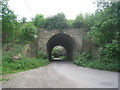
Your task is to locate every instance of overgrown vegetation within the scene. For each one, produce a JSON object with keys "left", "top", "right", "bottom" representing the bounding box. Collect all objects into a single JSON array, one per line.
[
  {"left": 2, "top": 51, "right": 49, "bottom": 75},
  {"left": 74, "top": 51, "right": 119, "bottom": 72},
  {"left": 21, "top": 23, "right": 37, "bottom": 42},
  {"left": 2, "top": 43, "right": 49, "bottom": 75},
  {"left": 74, "top": 2, "right": 120, "bottom": 72},
  {"left": 1, "top": 0, "right": 119, "bottom": 73},
  {"left": 1, "top": 1, "right": 49, "bottom": 75},
  {"left": 36, "top": 51, "right": 48, "bottom": 59},
  {"left": 2, "top": 1, "right": 18, "bottom": 43}
]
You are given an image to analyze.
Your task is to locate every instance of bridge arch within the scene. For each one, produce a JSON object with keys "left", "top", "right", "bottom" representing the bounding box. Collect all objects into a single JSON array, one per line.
[{"left": 47, "top": 33, "right": 76, "bottom": 61}]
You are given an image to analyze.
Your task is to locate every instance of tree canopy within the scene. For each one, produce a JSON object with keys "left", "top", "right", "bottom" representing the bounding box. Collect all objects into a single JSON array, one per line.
[
  {"left": 87, "top": 2, "right": 120, "bottom": 61},
  {"left": 45, "top": 13, "right": 67, "bottom": 30},
  {"left": 2, "top": 0, "right": 18, "bottom": 42}
]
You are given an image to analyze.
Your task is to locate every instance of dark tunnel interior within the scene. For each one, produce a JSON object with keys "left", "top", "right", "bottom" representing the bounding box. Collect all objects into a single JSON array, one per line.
[{"left": 47, "top": 34, "right": 76, "bottom": 61}]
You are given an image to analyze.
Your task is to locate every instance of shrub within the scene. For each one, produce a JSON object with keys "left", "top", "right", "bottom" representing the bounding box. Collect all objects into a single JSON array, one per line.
[
  {"left": 36, "top": 51, "right": 48, "bottom": 59},
  {"left": 73, "top": 51, "right": 119, "bottom": 72},
  {"left": 21, "top": 23, "right": 36, "bottom": 42},
  {"left": 73, "top": 51, "right": 91, "bottom": 66},
  {"left": 102, "top": 40, "right": 120, "bottom": 62},
  {"left": 33, "top": 14, "right": 45, "bottom": 28}
]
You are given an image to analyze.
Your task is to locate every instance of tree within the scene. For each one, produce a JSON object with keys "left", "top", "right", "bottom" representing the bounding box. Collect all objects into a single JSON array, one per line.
[
  {"left": 87, "top": 2, "right": 120, "bottom": 61},
  {"left": 73, "top": 14, "right": 86, "bottom": 28},
  {"left": 67, "top": 20, "right": 74, "bottom": 28},
  {"left": 88, "top": 2, "right": 120, "bottom": 46},
  {"left": 94, "top": 0, "right": 111, "bottom": 12},
  {"left": 45, "top": 13, "right": 67, "bottom": 30},
  {"left": 2, "top": 0, "right": 18, "bottom": 42},
  {"left": 33, "top": 14, "right": 45, "bottom": 28},
  {"left": 21, "top": 17, "right": 27, "bottom": 23}
]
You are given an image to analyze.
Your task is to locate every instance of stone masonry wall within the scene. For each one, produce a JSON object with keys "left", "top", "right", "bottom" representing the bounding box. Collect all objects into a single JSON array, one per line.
[{"left": 37, "top": 28, "right": 88, "bottom": 54}]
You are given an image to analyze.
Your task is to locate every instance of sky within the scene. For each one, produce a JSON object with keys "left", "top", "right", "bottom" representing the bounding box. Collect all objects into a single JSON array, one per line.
[{"left": 8, "top": 0, "right": 97, "bottom": 21}]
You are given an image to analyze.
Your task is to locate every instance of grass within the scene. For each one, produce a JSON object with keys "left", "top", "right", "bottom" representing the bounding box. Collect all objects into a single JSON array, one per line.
[
  {"left": 2, "top": 43, "right": 50, "bottom": 75},
  {"left": 2, "top": 58, "right": 49, "bottom": 75},
  {"left": 2, "top": 57, "right": 49, "bottom": 75}
]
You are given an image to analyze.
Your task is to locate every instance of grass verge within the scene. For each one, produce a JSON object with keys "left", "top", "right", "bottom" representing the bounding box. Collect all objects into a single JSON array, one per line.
[
  {"left": 2, "top": 43, "right": 50, "bottom": 75},
  {"left": 2, "top": 54, "right": 49, "bottom": 75}
]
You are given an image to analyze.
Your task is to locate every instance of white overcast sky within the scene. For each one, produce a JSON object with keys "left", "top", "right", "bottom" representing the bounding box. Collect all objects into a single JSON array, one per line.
[{"left": 8, "top": 0, "right": 97, "bottom": 21}]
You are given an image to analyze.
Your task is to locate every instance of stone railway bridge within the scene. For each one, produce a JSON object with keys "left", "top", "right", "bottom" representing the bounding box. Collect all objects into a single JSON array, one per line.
[{"left": 30, "top": 28, "right": 96, "bottom": 61}]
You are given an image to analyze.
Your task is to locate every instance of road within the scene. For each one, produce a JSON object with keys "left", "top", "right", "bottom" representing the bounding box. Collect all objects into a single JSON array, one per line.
[{"left": 2, "top": 61, "right": 118, "bottom": 88}]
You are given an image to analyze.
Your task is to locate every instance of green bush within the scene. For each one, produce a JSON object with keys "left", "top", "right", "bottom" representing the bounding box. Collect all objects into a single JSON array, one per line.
[
  {"left": 33, "top": 14, "right": 45, "bottom": 28},
  {"left": 86, "top": 60, "right": 119, "bottom": 72},
  {"left": 73, "top": 51, "right": 91, "bottom": 66},
  {"left": 73, "top": 51, "right": 119, "bottom": 72},
  {"left": 21, "top": 23, "right": 36, "bottom": 42},
  {"left": 2, "top": 52, "right": 12, "bottom": 63},
  {"left": 36, "top": 51, "right": 48, "bottom": 59},
  {"left": 102, "top": 40, "right": 120, "bottom": 62}
]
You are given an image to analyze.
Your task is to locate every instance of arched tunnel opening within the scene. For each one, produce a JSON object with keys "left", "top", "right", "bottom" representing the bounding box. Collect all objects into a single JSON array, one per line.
[{"left": 47, "top": 34, "right": 76, "bottom": 61}]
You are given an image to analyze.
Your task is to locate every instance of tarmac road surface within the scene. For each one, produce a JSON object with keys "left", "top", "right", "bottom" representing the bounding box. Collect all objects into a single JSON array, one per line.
[{"left": 1, "top": 61, "right": 119, "bottom": 88}]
